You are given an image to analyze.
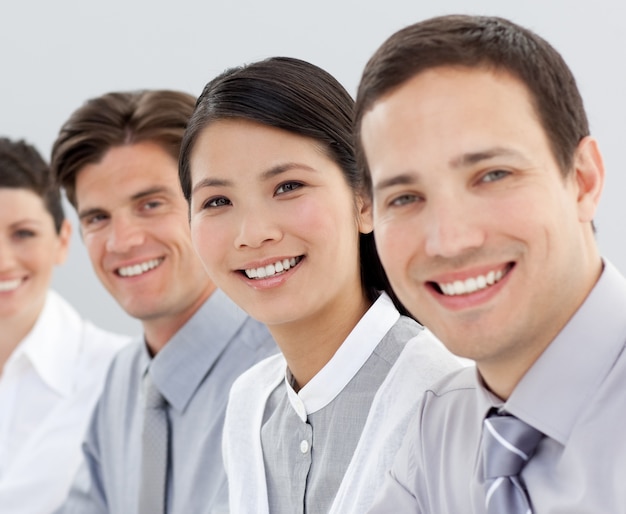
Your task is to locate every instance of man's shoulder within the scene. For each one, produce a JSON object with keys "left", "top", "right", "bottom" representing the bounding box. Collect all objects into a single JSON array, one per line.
[
  {"left": 424, "top": 364, "right": 477, "bottom": 398},
  {"left": 192, "top": 290, "right": 276, "bottom": 355},
  {"left": 233, "top": 315, "right": 276, "bottom": 353},
  {"left": 230, "top": 352, "right": 286, "bottom": 398},
  {"left": 404, "top": 366, "right": 482, "bottom": 458},
  {"left": 100, "top": 339, "right": 145, "bottom": 391},
  {"left": 80, "top": 321, "right": 133, "bottom": 356}
]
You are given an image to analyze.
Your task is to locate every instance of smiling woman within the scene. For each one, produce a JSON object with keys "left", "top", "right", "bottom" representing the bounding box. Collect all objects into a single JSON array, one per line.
[
  {"left": 178, "top": 57, "right": 461, "bottom": 514},
  {"left": 0, "top": 138, "right": 129, "bottom": 513}
]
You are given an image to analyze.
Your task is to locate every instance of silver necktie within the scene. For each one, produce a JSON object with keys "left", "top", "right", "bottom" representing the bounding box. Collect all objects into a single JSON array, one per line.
[
  {"left": 481, "top": 410, "right": 543, "bottom": 514},
  {"left": 139, "top": 372, "right": 169, "bottom": 514}
]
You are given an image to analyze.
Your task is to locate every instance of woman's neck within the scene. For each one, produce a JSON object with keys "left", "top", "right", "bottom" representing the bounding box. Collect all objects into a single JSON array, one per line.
[
  {"left": 0, "top": 310, "right": 41, "bottom": 373},
  {"left": 270, "top": 291, "right": 372, "bottom": 391}
]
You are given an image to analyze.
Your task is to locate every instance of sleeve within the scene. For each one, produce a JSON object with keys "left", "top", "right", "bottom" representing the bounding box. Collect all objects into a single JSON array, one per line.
[
  {"left": 366, "top": 446, "right": 421, "bottom": 513},
  {"left": 366, "top": 404, "right": 426, "bottom": 513},
  {"left": 54, "top": 392, "right": 109, "bottom": 514}
]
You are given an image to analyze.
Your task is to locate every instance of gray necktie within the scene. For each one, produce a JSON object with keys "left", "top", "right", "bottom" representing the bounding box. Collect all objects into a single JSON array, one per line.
[
  {"left": 481, "top": 410, "right": 543, "bottom": 514},
  {"left": 139, "top": 372, "right": 169, "bottom": 514}
]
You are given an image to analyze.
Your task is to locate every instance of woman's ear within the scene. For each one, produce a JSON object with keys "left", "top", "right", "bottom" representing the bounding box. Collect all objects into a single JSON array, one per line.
[
  {"left": 356, "top": 195, "right": 374, "bottom": 234},
  {"left": 54, "top": 219, "right": 72, "bottom": 266}
]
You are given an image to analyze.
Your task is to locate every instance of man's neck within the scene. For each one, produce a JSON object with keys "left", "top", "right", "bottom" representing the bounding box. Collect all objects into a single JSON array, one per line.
[
  {"left": 479, "top": 256, "right": 604, "bottom": 400},
  {"left": 142, "top": 286, "right": 215, "bottom": 356}
]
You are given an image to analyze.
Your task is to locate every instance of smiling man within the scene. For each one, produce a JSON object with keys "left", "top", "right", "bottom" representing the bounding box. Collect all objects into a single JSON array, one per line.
[
  {"left": 50, "top": 90, "right": 276, "bottom": 514},
  {"left": 355, "top": 15, "right": 626, "bottom": 513}
]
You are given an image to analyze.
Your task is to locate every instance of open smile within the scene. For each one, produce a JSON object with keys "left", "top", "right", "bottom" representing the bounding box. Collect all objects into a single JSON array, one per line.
[
  {"left": 430, "top": 263, "right": 514, "bottom": 296},
  {"left": 116, "top": 257, "right": 165, "bottom": 278},
  {"left": 242, "top": 256, "right": 303, "bottom": 280},
  {"left": 0, "top": 278, "right": 23, "bottom": 292}
]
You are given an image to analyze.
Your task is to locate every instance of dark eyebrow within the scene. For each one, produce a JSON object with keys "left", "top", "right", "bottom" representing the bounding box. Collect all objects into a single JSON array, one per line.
[
  {"left": 191, "top": 177, "right": 232, "bottom": 196},
  {"left": 130, "top": 186, "right": 171, "bottom": 201},
  {"left": 374, "top": 173, "right": 417, "bottom": 193},
  {"left": 450, "top": 147, "right": 527, "bottom": 168},
  {"left": 78, "top": 186, "right": 172, "bottom": 221},
  {"left": 374, "top": 147, "right": 529, "bottom": 193},
  {"left": 191, "top": 162, "right": 318, "bottom": 196},
  {"left": 78, "top": 207, "right": 105, "bottom": 222},
  {"left": 260, "top": 162, "right": 316, "bottom": 180},
  {"left": 10, "top": 219, "right": 44, "bottom": 228}
]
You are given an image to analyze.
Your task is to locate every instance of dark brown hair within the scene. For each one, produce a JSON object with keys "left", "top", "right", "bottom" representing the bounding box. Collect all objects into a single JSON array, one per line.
[
  {"left": 51, "top": 90, "right": 195, "bottom": 207},
  {"left": 179, "top": 56, "right": 411, "bottom": 317},
  {"left": 0, "top": 137, "right": 64, "bottom": 232},
  {"left": 355, "top": 14, "right": 589, "bottom": 196}
]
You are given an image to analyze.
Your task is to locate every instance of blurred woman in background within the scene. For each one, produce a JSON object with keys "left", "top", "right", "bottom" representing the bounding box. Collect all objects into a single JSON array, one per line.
[{"left": 0, "top": 137, "right": 129, "bottom": 513}]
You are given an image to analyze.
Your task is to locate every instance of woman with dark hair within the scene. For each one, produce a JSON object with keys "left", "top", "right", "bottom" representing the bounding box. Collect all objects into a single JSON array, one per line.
[
  {"left": 179, "top": 57, "right": 460, "bottom": 513},
  {"left": 0, "top": 137, "right": 129, "bottom": 513}
]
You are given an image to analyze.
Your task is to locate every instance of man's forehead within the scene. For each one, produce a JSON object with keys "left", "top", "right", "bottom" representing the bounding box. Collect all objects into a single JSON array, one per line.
[{"left": 76, "top": 175, "right": 174, "bottom": 214}]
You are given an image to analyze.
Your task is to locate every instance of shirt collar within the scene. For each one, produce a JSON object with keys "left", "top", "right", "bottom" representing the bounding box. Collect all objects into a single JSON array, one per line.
[
  {"left": 286, "top": 292, "right": 400, "bottom": 421},
  {"left": 10, "top": 291, "right": 83, "bottom": 397},
  {"left": 147, "top": 289, "right": 250, "bottom": 413},
  {"left": 502, "top": 260, "right": 626, "bottom": 444}
]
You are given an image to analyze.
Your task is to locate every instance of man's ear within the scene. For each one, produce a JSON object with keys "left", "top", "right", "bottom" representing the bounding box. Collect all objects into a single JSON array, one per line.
[
  {"left": 572, "top": 136, "right": 605, "bottom": 223},
  {"left": 356, "top": 195, "right": 374, "bottom": 234}
]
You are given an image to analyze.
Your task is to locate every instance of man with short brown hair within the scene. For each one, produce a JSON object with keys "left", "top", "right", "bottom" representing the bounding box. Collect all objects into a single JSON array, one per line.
[
  {"left": 356, "top": 15, "right": 626, "bottom": 513},
  {"left": 52, "top": 90, "right": 276, "bottom": 514}
]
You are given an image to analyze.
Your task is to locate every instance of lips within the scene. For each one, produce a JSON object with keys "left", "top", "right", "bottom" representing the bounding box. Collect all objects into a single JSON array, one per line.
[{"left": 243, "top": 256, "right": 303, "bottom": 279}]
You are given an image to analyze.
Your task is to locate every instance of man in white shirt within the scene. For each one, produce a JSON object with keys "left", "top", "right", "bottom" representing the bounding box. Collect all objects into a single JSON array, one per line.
[{"left": 355, "top": 14, "right": 626, "bottom": 513}]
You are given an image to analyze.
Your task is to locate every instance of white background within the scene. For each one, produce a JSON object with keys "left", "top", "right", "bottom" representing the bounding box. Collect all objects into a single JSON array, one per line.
[{"left": 1, "top": 0, "right": 624, "bottom": 335}]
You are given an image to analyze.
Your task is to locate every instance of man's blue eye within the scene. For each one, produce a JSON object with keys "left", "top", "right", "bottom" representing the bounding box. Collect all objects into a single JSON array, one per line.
[{"left": 482, "top": 170, "right": 510, "bottom": 183}]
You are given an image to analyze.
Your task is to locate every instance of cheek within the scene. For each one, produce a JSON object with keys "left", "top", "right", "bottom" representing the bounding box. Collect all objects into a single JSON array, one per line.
[
  {"left": 190, "top": 219, "right": 226, "bottom": 267},
  {"left": 374, "top": 218, "right": 417, "bottom": 271},
  {"left": 83, "top": 235, "right": 104, "bottom": 265},
  {"left": 298, "top": 194, "right": 362, "bottom": 244},
  {"left": 24, "top": 244, "right": 57, "bottom": 278},
  {"left": 290, "top": 199, "right": 330, "bottom": 234},
  {"left": 82, "top": 234, "right": 115, "bottom": 280}
]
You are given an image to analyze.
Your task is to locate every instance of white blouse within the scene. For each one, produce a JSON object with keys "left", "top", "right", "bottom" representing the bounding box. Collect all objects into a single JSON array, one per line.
[{"left": 0, "top": 290, "right": 130, "bottom": 513}]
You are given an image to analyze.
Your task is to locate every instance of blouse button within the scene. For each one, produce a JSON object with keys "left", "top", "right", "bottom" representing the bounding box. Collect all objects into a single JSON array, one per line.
[{"left": 300, "top": 440, "right": 310, "bottom": 454}]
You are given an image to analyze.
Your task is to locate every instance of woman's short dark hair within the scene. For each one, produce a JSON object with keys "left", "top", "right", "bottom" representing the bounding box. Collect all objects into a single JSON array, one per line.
[
  {"left": 180, "top": 57, "right": 411, "bottom": 318},
  {"left": 0, "top": 137, "right": 65, "bottom": 233}
]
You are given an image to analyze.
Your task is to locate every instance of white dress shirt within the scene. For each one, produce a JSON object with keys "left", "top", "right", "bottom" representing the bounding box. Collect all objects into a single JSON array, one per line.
[
  {"left": 368, "top": 260, "right": 626, "bottom": 513},
  {"left": 0, "top": 290, "right": 130, "bottom": 514}
]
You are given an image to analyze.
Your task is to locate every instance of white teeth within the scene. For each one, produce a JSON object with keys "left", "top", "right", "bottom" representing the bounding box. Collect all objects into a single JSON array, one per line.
[
  {"left": 464, "top": 277, "right": 478, "bottom": 294},
  {"left": 438, "top": 267, "right": 508, "bottom": 296},
  {"left": 0, "top": 278, "right": 21, "bottom": 292},
  {"left": 244, "top": 257, "right": 301, "bottom": 279},
  {"left": 117, "top": 258, "right": 164, "bottom": 277}
]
